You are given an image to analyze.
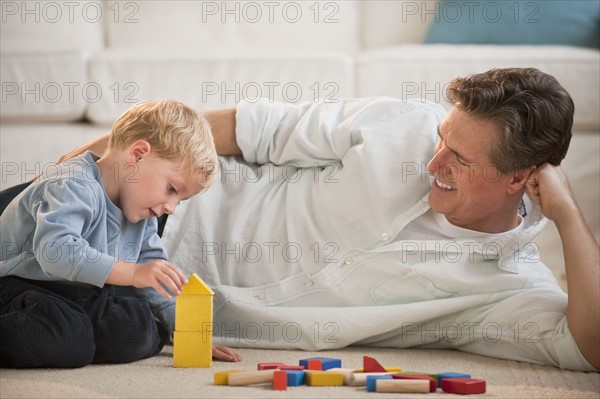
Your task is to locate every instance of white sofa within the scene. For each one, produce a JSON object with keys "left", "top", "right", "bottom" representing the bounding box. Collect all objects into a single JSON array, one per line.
[{"left": 1, "top": 0, "right": 599, "bottom": 288}]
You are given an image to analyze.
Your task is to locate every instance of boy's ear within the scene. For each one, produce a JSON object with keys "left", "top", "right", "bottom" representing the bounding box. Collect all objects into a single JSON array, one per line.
[
  {"left": 507, "top": 165, "right": 536, "bottom": 195},
  {"left": 128, "top": 140, "right": 151, "bottom": 163}
]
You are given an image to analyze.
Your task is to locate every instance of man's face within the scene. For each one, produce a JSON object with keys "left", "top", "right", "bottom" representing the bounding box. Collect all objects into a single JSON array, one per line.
[
  {"left": 426, "top": 107, "right": 520, "bottom": 233},
  {"left": 118, "top": 155, "right": 205, "bottom": 224}
]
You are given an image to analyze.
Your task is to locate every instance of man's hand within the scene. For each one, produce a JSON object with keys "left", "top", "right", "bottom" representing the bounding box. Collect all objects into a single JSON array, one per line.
[{"left": 525, "top": 163, "right": 578, "bottom": 223}]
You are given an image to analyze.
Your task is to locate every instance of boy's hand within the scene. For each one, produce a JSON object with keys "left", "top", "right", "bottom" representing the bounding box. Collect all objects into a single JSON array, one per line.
[
  {"left": 213, "top": 344, "right": 242, "bottom": 362},
  {"left": 132, "top": 260, "right": 188, "bottom": 299}
]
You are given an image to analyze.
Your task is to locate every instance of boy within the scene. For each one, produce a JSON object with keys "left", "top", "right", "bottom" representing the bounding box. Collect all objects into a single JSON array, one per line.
[{"left": 0, "top": 100, "right": 240, "bottom": 367}]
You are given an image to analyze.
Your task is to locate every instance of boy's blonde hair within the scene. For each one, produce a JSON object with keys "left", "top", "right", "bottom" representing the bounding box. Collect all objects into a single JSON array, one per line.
[{"left": 109, "top": 100, "right": 218, "bottom": 188}]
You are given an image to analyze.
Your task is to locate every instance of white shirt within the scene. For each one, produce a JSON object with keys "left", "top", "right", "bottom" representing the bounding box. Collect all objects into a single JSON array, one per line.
[{"left": 164, "top": 98, "right": 595, "bottom": 371}]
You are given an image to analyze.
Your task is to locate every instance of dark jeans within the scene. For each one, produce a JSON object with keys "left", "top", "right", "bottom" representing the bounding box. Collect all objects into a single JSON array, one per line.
[
  {"left": 0, "top": 183, "right": 169, "bottom": 368},
  {"left": 0, "top": 277, "right": 169, "bottom": 368}
]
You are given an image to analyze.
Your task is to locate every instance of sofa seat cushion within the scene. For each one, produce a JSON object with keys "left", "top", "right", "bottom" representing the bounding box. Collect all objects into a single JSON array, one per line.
[
  {"left": 86, "top": 48, "right": 355, "bottom": 125},
  {"left": 357, "top": 44, "right": 600, "bottom": 131},
  {"left": 0, "top": 122, "right": 109, "bottom": 190}
]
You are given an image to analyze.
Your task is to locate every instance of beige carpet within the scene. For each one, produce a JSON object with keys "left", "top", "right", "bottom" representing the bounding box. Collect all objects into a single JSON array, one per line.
[{"left": 1, "top": 346, "right": 598, "bottom": 398}]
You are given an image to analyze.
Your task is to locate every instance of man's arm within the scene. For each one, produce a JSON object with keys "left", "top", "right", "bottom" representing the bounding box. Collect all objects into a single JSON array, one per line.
[
  {"left": 526, "top": 163, "right": 600, "bottom": 369},
  {"left": 57, "top": 109, "right": 241, "bottom": 163}
]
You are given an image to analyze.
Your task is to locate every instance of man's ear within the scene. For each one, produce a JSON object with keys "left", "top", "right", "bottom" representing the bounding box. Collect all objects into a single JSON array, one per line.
[
  {"left": 507, "top": 165, "right": 536, "bottom": 195},
  {"left": 127, "top": 140, "right": 152, "bottom": 163}
]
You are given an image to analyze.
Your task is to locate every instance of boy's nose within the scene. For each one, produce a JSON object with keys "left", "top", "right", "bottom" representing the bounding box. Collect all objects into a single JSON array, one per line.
[{"left": 164, "top": 203, "right": 175, "bottom": 216}]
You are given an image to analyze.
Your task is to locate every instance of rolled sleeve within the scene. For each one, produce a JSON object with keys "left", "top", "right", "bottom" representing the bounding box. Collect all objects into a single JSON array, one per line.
[{"left": 553, "top": 316, "right": 597, "bottom": 371}]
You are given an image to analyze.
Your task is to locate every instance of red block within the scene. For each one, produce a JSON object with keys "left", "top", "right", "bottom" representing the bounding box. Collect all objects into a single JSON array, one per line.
[
  {"left": 273, "top": 371, "right": 288, "bottom": 391},
  {"left": 363, "top": 356, "right": 387, "bottom": 372},
  {"left": 258, "top": 362, "right": 286, "bottom": 370},
  {"left": 307, "top": 360, "right": 323, "bottom": 370},
  {"left": 392, "top": 374, "right": 437, "bottom": 392},
  {"left": 278, "top": 365, "right": 305, "bottom": 370},
  {"left": 442, "top": 378, "right": 486, "bottom": 395}
]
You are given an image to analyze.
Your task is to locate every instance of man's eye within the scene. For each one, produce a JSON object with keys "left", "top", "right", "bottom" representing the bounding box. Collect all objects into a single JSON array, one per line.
[{"left": 454, "top": 154, "right": 468, "bottom": 165}]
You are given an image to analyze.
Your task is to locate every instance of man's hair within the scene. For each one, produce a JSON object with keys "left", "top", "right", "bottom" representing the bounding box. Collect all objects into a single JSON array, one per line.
[
  {"left": 109, "top": 99, "right": 218, "bottom": 187},
  {"left": 446, "top": 68, "right": 573, "bottom": 174}
]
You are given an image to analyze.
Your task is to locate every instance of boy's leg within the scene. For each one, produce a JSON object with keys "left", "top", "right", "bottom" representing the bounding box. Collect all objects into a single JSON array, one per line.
[
  {"left": 0, "top": 277, "right": 95, "bottom": 368},
  {"left": 83, "top": 286, "right": 167, "bottom": 364}
]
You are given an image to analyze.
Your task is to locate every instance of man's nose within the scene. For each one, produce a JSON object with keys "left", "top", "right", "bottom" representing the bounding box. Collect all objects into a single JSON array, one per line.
[{"left": 427, "top": 146, "right": 448, "bottom": 173}]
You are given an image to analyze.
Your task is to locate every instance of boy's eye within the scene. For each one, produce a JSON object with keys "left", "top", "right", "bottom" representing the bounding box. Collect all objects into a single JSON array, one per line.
[{"left": 169, "top": 185, "right": 178, "bottom": 194}]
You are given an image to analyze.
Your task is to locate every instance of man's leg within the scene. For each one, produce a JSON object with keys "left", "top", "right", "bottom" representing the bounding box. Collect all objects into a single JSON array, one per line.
[{"left": 0, "top": 277, "right": 95, "bottom": 368}]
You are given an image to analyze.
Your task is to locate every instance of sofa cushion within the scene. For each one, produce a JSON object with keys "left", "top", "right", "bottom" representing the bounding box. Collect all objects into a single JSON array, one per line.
[
  {"left": 0, "top": 50, "right": 89, "bottom": 122},
  {"left": 86, "top": 48, "right": 355, "bottom": 125},
  {"left": 361, "top": 0, "right": 435, "bottom": 48},
  {"left": 0, "top": 0, "right": 103, "bottom": 122},
  {"left": 105, "top": 1, "right": 361, "bottom": 53},
  {"left": 357, "top": 45, "right": 600, "bottom": 131},
  {"left": 425, "top": 0, "right": 600, "bottom": 49}
]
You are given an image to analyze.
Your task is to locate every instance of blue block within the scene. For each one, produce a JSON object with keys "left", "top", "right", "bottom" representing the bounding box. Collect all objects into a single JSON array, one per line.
[
  {"left": 285, "top": 370, "right": 305, "bottom": 386},
  {"left": 437, "top": 372, "right": 471, "bottom": 385},
  {"left": 366, "top": 375, "right": 393, "bottom": 392},
  {"left": 298, "top": 357, "right": 342, "bottom": 371}
]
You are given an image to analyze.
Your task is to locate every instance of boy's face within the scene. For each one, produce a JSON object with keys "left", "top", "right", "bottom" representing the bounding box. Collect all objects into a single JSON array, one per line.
[{"left": 117, "top": 154, "right": 206, "bottom": 224}]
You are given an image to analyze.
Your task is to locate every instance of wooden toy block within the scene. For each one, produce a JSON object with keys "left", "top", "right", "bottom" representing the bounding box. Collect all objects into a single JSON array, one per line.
[
  {"left": 173, "top": 273, "right": 214, "bottom": 368},
  {"left": 213, "top": 370, "right": 243, "bottom": 385},
  {"left": 438, "top": 372, "right": 471, "bottom": 385},
  {"left": 363, "top": 355, "right": 387, "bottom": 372},
  {"left": 299, "top": 357, "right": 341, "bottom": 370},
  {"left": 442, "top": 378, "right": 486, "bottom": 395},
  {"left": 344, "top": 372, "right": 394, "bottom": 386},
  {"left": 392, "top": 374, "right": 437, "bottom": 392},
  {"left": 272, "top": 371, "right": 288, "bottom": 391},
  {"left": 326, "top": 367, "right": 355, "bottom": 374},
  {"left": 258, "top": 362, "right": 285, "bottom": 370},
  {"left": 285, "top": 370, "right": 305, "bottom": 386},
  {"left": 304, "top": 370, "right": 344, "bottom": 386},
  {"left": 307, "top": 360, "right": 322, "bottom": 370},
  {"left": 228, "top": 370, "right": 275, "bottom": 386},
  {"left": 278, "top": 365, "right": 304, "bottom": 371},
  {"left": 355, "top": 367, "right": 402, "bottom": 373},
  {"left": 366, "top": 375, "right": 393, "bottom": 392},
  {"left": 173, "top": 331, "right": 212, "bottom": 368},
  {"left": 376, "top": 379, "right": 430, "bottom": 393},
  {"left": 175, "top": 273, "right": 214, "bottom": 332}
]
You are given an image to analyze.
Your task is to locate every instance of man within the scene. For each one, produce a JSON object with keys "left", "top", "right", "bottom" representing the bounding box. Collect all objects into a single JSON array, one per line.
[{"left": 42, "top": 68, "right": 600, "bottom": 370}]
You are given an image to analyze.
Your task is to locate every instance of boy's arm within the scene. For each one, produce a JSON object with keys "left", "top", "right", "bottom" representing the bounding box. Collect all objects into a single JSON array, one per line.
[{"left": 57, "top": 109, "right": 240, "bottom": 163}]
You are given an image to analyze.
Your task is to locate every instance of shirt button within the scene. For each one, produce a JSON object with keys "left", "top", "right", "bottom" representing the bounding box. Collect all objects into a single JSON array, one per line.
[
  {"left": 344, "top": 257, "right": 353, "bottom": 265},
  {"left": 304, "top": 280, "right": 314, "bottom": 288},
  {"left": 382, "top": 232, "right": 390, "bottom": 241},
  {"left": 255, "top": 292, "right": 265, "bottom": 300}
]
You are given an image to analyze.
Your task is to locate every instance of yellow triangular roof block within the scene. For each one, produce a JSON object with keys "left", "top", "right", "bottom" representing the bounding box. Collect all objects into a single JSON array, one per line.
[{"left": 180, "top": 273, "right": 214, "bottom": 295}]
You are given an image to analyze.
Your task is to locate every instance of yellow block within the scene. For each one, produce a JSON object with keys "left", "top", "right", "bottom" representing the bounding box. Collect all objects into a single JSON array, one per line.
[
  {"left": 304, "top": 370, "right": 344, "bottom": 386},
  {"left": 175, "top": 295, "right": 213, "bottom": 332},
  {"left": 173, "top": 331, "right": 212, "bottom": 368},
  {"left": 213, "top": 370, "right": 244, "bottom": 385}
]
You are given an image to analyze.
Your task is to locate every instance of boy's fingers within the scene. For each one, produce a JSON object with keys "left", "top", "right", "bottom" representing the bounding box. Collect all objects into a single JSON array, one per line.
[
  {"left": 154, "top": 284, "right": 172, "bottom": 300},
  {"left": 164, "top": 262, "right": 187, "bottom": 286}
]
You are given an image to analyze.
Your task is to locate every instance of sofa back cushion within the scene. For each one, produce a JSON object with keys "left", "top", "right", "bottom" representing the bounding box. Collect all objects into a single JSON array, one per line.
[
  {"left": 361, "top": 0, "right": 436, "bottom": 48},
  {"left": 1, "top": 0, "right": 104, "bottom": 122},
  {"left": 105, "top": 1, "right": 361, "bottom": 53}
]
